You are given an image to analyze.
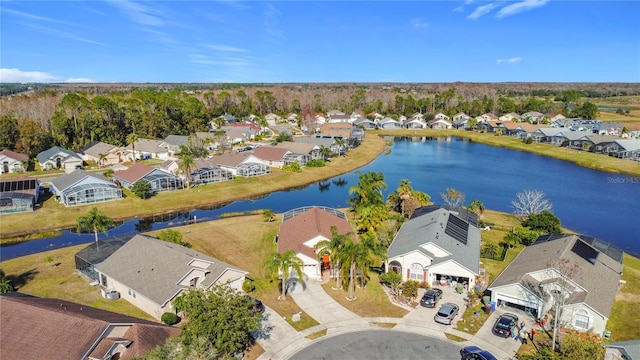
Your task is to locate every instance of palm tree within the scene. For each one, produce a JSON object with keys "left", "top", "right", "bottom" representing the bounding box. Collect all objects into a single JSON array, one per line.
[
  {"left": 315, "top": 226, "right": 351, "bottom": 290},
  {"left": 396, "top": 179, "right": 413, "bottom": 216},
  {"left": 98, "top": 153, "right": 107, "bottom": 168},
  {"left": 177, "top": 151, "right": 196, "bottom": 188},
  {"left": 76, "top": 207, "right": 115, "bottom": 251},
  {"left": 263, "top": 250, "right": 305, "bottom": 300},
  {"left": 319, "top": 145, "right": 332, "bottom": 160},
  {"left": 0, "top": 269, "right": 13, "bottom": 294},
  {"left": 337, "top": 239, "right": 376, "bottom": 301},
  {"left": 348, "top": 171, "right": 387, "bottom": 210},
  {"left": 126, "top": 133, "right": 139, "bottom": 163},
  {"left": 466, "top": 199, "right": 485, "bottom": 219},
  {"left": 262, "top": 209, "right": 275, "bottom": 222},
  {"left": 334, "top": 137, "right": 347, "bottom": 156}
]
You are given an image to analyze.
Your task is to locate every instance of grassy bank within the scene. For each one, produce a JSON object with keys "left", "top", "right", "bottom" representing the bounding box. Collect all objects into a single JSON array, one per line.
[
  {"left": 377, "top": 129, "right": 640, "bottom": 177},
  {"left": 0, "top": 134, "right": 387, "bottom": 239}
]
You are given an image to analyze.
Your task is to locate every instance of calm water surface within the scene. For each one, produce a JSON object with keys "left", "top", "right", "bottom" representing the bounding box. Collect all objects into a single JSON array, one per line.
[{"left": 1, "top": 136, "right": 638, "bottom": 261}]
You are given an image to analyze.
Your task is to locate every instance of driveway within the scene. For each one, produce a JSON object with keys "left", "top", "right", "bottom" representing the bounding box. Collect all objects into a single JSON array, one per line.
[
  {"left": 471, "top": 307, "right": 536, "bottom": 359},
  {"left": 400, "top": 284, "right": 469, "bottom": 328}
]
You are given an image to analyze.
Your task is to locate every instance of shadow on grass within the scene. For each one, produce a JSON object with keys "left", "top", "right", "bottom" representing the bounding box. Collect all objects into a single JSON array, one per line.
[{"left": 6, "top": 268, "right": 39, "bottom": 290}]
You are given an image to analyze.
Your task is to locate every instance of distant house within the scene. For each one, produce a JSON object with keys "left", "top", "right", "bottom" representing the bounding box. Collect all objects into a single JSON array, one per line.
[
  {"left": 80, "top": 141, "right": 126, "bottom": 167},
  {"left": 453, "top": 113, "right": 470, "bottom": 123},
  {"left": 190, "top": 158, "right": 234, "bottom": 185},
  {"left": 530, "top": 128, "right": 567, "bottom": 144},
  {"left": 0, "top": 177, "right": 40, "bottom": 213},
  {"left": 125, "top": 138, "right": 169, "bottom": 161},
  {"left": 161, "top": 135, "right": 190, "bottom": 157},
  {"left": 50, "top": 170, "right": 122, "bottom": 206},
  {"left": 113, "top": 163, "right": 183, "bottom": 193},
  {"left": 386, "top": 205, "right": 481, "bottom": 289},
  {"left": 499, "top": 113, "right": 521, "bottom": 122},
  {"left": 573, "top": 134, "right": 620, "bottom": 152},
  {"left": 207, "top": 152, "right": 270, "bottom": 177},
  {"left": 274, "top": 141, "right": 320, "bottom": 161},
  {"left": 353, "top": 118, "right": 377, "bottom": 130},
  {"left": 326, "top": 110, "right": 345, "bottom": 116},
  {"left": 37, "top": 146, "right": 83, "bottom": 173},
  {"left": 596, "top": 122, "right": 623, "bottom": 136},
  {"left": 0, "top": 294, "right": 180, "bottom": 360},
  {"left": 427, "top": 118, "right": 452, "bottom": 130},
  {"left": 328, "top": 114, "right": 351, "bottom": 123},
  {"left": 476, "top": 113, "right": 499, "bottom": 123},
  {"left": 0, "top": 149, "right": 29, "bottom": 174},
  {"left": 404, "top": 118, "right": 427, "bottom": 129},
  {"left": 92, "top": 234, "right": 248, "bottom": 320},
  {"left": 488, "top": 234, "right": 623, "bottom": 336},
  {"left": 552, "top": 130, "right": 594, "bottom": 148},
  {"left": 296, "top": 135, "right": 344, "bottom": 156},
  {"left": 278, "top": 206, "right": 355, "bottom": 281},
  {"left": 521, "top": 111, "right": 545, "bottom": 124},
  {"left": 434, "top": 113, "right": 450, "bottom": 121},
  {"left": 253, "top": 146, "right": 292, "bottom": 168},
  {"left": 605, "top": 340, "right": 640, "bottom": 360},
  {"left": 265, "top": 113, "right": 281, "bottom": 124},
  {"left": 597, "top": 139, "right": 640, "bottom": 160},
  {"left": 377, "top": 117, "right": 402, "bottom": 129}
]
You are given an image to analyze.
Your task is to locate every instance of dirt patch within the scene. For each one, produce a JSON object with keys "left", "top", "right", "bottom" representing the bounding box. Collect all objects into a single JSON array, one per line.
[{"left": 615, "top": 292, "right": 640, "bottom": 302}]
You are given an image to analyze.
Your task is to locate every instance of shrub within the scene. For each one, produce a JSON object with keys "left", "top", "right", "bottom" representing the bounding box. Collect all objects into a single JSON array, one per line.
[
  {"left": 131, "top": 180, "right": 152, "bottom": 199},
  {"left": 157, "top": 229, "right": 191, "bottom": 248},
  {"left": 524, "top": 137, "right": 533, "bottom": 144},
  {"left": 282, "top": 162, "right": 302, "bottom": 172},
  {"left": 305, "top": 159, "right": 325, "bottom": 167},
  {"left": 242, "top": 279, "right": 256, "bottom": 293},
  {"left": 480, "top": 243, "right": 499, "bottom": 259},
  {"left": 161, "top": 312, "right": 180, "bottom": 325},
  {"left": 400, "top": 280, "right": 420, "bottom": 300},
  {"left": 522, "top": 210, "right": 562, "bottom": 234}
]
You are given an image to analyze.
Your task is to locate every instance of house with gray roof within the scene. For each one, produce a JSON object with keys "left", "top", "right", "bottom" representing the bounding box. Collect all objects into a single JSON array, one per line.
[
  {"left": 125, "top": 138, "right": 169, "bottom": 161},
  {"left": 113, "top": 163, "right": 183, "bottom": 193},
  {"left": 50, "top": 169, "right": 122, "bottom": 206},
  {"left": 606, "top": 340, "right": 640, "bottom": 360},
  {"left": 94, "top": 234, "right": 248, "bottom": 320},
  {"left": 161, "top": 135, "right": 190, "bottom": 156},
  {"left": 488, "top": 234, "right": 623, "bottom": 336},
  {"left": 37, "top": 146, "right": 83, "bottom": 173},
  {"left": 530, "top": 128, "right": 566, "bottom": 144},
  {"left": 377, "top": 117, "right": 402, "bottom": 129},
  {"left": 386, "top": 205, "right": 481, "bottom": 289}
]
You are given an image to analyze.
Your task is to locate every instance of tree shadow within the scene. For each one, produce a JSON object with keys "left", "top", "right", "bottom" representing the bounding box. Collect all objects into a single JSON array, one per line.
[
  {"left": 5, "top": 268, "right": 39, "bottom": 290},
  {"left": 251, "top": 312, "right": 274, "bottom": 341}
]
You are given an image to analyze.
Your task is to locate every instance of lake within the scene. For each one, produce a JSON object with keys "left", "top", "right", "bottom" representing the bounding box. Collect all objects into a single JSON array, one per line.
[{"left": 1, "top": 136, "right": 639, "bottom": 261}]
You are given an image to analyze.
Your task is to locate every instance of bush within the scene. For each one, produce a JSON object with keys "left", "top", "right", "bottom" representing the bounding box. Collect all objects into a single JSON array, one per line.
[
  {"left": 131, "top": 180, "right": 152, "bottom": 199},
  {"left": 242, "top": 279, "right": 256, "bottom": 293},
  {"left": 161, "top": 312, "right": 180, "bottom": 325},
  {"left": 400, "top": 280, "right": 420, "bottom": 300},
  {"left": 305, "top": 159, "right": 325, "bottom": 167},
  {"left": 524, "top": 137, "right": 533, "bottom": 144},
  {"left": 157, "top": 229, "right": 191, "bottom": 248},
  {"left": 481, "top": 243, "right": 499, "bottom": 259},
  {"left": 282, "top": 162, "right": 302, "bottom": 172},
  {"left": 523, "top": 210, "right": 562, "bottom": 234}
]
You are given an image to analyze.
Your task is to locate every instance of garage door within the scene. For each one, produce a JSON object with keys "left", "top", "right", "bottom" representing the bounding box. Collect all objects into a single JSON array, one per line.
[{"left": 495, "top": 292, "right": 541, "bottom": 317}]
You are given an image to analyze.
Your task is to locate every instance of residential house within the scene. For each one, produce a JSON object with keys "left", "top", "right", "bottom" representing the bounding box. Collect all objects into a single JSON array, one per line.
[
  {"left": 350, "top": 111, "right": 363, "bottom": 121},
  {"left": 278, "top": 206, "right": 355, "bottom": 281},
  {"left": 530, "top": 128, "right": 567, "bottom": 144},
  {"left": 80, "top": 141, "right": 126, "bottom": 167},
  {"left": 253, "top": 146, "right": 292, "bottom": 168},
  {"left": 453, "top": 117, "right": 471, "bottom": 130},
  {"left": 605, "top": 340, "right": 640, "bottom": 360},
  {"left": 220, "top": 113, "right": 238, "bottom": 123},
  {"left": 51, "top": 169, "right": 122, "bottom": 206},
  {"left": 488, "top": 234, "right": 623, "bottom": 336},
  {"left": 93, "top": 234, "right": 248, "bottom": 320},
  {"left": 476, "top": 113, "right": 499, "bottom": 123},
  {"left": 368, "top": 112, "right": 384, "bottom": 121},
  {"left": 398, "top": 115, "right": 407, "bottom": 123},
  {"left": 427, "top": 118, "right": 452, "bottom": 130},
  {"left": 0, "top": 294, "right": 180, "bottom": 360},
  {"left": 125, "top": 138, "right": 169, "bottom": 161},
  {"left": 314, "top": 114, "right": 327, "bottom": 127},
  {"left": 190, "top": 158, "right": 234, "bottom": 185},
  {"left": 377, "top": 117, "right": 402, "bottom": 129},
  {"left": 549, "top": 113, "right": 566, "bottom": 122},
  {"left": 37, "top": 146, "right": 83, "bottom": 173},
  {"left": 410, "top": 112, "right": 425, "bottom": 121},
  {"left": 265, "top": 113, "right": 281, "bottom": 124},
  {"left": 478, "top": 121, "right": 506, "bottom": 134},
  {"left": 353, "top": 117, "right": 377, "bottom": 130},
  {"left": 509, "top": 123, "right": 549, "bottom": 139},
  {"left": 596, "top": 122, "right": 623, "bottom": 136},
  {"left": 0, "top": 149, "right": 28, "bottom": 174},
  {"left": 386, "top": 205, "right": 481, "bottom": 289},
  {"left": 161, "top": 135, "right": 190, "bottom": 157},
  {"left": 404, "top": 118, "right": 427, "bottom": 129},
  {"left": 274, "top": 141, "right": 319, "bottom": 161},
  {"left": 573, "top": 134, "right": 620, "bottom": 152},
  {"left": 113, "top": 163, "right": 183, "bottom": 193},
  {"left": 597, "top": 139, "right": 640, "bottom": 161},
  {"left": 0, "top": 177, "right": 40, "bottom": 213},
  {"left": 453, "top": 113, "right": 470, "bottom": 123},
  {"left": 296, "top": 135, "right": 344, "bottom": 156},
  {"left": 320, "top": 122, "right": 359, "bottom": 143},
  {"left": 499, "top": 113, "right": 521, "bottom": 122},
  {"left": 551, "top": 117, "right": 578, "bottom": 129},
  {"left": 207, "top": 152, "right": 270, "bottom": 177},
  {"left": 552, "top": 130, "right": 595, "bottom": 148},
  {"left": 434, "top": 113, "right": 450, "bottom": 121},
  {"left": 326, "top": 110, "right": 345, "bottom": 116},
  {"left": 624, "top": 124, "right": 640, "bottom": 139},
  {"left": 328, "top": 114, "right": 351, "bottom": 123},
  {"left": 521, "top": 111, "right": 545, "bottom": 124}
]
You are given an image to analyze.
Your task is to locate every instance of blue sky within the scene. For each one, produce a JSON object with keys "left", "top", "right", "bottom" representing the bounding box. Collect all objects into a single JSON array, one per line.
[{"left": 1, "top": 1, "right": 639, "bottom": 83}]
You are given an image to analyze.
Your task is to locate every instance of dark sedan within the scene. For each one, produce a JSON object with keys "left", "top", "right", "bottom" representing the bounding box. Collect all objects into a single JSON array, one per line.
[
  {"left": 460, "top": 345, "right": 498, "bottom": 360},
  {"left": 420, "top": 288, "right": 443, "bottom": 308},
  {"left": 492, "top": 313, "right": 519, "bottom": 337}
]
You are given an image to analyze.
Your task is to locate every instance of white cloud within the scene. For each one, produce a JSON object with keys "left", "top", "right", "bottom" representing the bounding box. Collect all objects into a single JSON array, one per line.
[
  {"left": 108, "top": 0, "right": 165, "bottom": 27},
  {"left": 410, "top": 18, "right": 429, "bottom": 29},
  {"left": 453, "top": 6, "right": 465, "bottom": 13},
  {"left": 205, "top": 45, "right": 248, "bottom": 53},
  {"left": 496, "top": 57, "right": 523, "bottom": 64},
  {"left": 0, "top": 68, "right": 58, "bottom": 83},
  {"left": 467, "top": 3, "right": 498, "bottom": 20},
  {"left": 2, "top": 8, "right": 68, "bottom": 24},
  {"left": 497, "top": 0, "right": 550, "bottom": 18},
  {"left": 264, "top": 3, "right": 284, "bottom": 40}
]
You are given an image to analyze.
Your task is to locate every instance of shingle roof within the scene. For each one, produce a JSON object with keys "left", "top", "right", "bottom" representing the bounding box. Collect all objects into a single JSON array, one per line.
[
  {"left": 489, "top": 234, "right": 623, "bottom": 317},
  {"left": 253, "top": 146, "right": 290, "bottom": 161},
  {"left": 80, "top": 141, "right": 118, "bottom": 158},
  {"left": 607, "top": 340, "right": 640, "bottom": 360},
  {"left": 36, "top": 146, "right": 81, "bottom": 164},
  {"left": 162, "top": 135, "right": 190, "bottom": 147},
  {"left": 126, "top": 138, "right": 166, "bottom": 153},
  {"left": 0, "top": 149, "right": 29, "bottom": 162},
  {"left": 50, "top": 169, "right": 111, "bottom": 192},
  {"left": 584, "top": 134, "right": 621, "bottom": 144},
  {"left": 95, "top": 234, "right": 247, "bottom": 306},
  {"left": 0, "top": 294, "right": 179, "bottom": 360},
  {"left": 278, "top": 207, "right": 354, "bottom": 259},
  {"left": 208, "top": 152, "right": 253, "bottom": 167},
  {"left": 387, "top": 205, "right": 481, "bottom": 274},
  {"left": 554, "top": 130, "right": 593, "bottom": 141},
  {"left": 113, "top": 163, "right": 155, "bottom": 183},
  {"left": 273, "top": 141, "right": 316, "bottom": 154}
]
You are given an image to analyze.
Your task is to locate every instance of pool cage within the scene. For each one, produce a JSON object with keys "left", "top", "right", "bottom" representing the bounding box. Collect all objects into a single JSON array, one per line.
[
  {"left": 191, "top": 166, "right": 233, "bottom": 185},
  {"left": 0, "top": 192, "right": 35, "bottom": 213},
  {"left": 283, "top": 153, "right": 310, "bottom": 167},
  {"left": 143, "top": 171, "right": 184, "bottom": 192},
  {"left": 282, "top": 206, "right": 347, "bottom": 222},
  {"left": 75, "top": 233, "right": 133, "bottom": 281},
  {"left": 236, "top": 163, "right": 271, "bottom": 177},
  {"left": 60, "top": 182, "right": 122, "bottom": 206}
]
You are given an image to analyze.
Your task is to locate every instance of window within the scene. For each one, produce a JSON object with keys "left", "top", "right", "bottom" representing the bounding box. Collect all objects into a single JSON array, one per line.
[
  {"left": 410, "top": 263, "right": 424, "bottom": 281},
  {"left": 572, "top": 309, "right": 590, "bottom": 330},
  {"left": 128, "top": 289, "right": 136, "bottom": 298}
]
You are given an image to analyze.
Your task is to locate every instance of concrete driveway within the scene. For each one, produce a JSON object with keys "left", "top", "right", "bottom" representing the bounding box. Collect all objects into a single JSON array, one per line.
[
  {"left": 471, "top": 307, "right": 536, "bottom": 359},
  {"left": 401, "top": 284, "right": 469, "bottom": 327}
]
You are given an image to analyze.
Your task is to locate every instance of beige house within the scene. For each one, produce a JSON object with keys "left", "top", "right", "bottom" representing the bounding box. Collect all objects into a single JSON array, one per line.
[
  {"left": 94, "top": 234, "right": 248, "bottom": 320},
  {"left": 80, "top": 141, "right": 126, "bottom": 167}
]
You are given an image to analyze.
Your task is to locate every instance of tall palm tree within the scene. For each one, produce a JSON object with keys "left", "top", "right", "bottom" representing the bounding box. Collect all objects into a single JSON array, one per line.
[
  {"left": 98, "top": 153, "right": 107, "bottom": 168},
  {"left": 348, "top": 171, "right": 387, "bottom": 210},
  {"left": 315, "top": 226, "right": 351, "bottom": 290},
  {"left": 177, "top": 153, "right": 195, "bottom": 188},
  {"left": 397, "top": 179, "right": 413, "bottom": 216},
  {"left": 334, "top": 137, "right": 347, "bottom": 156},
  {"left": 263, "top": 250, "right": 304, "bottom": 300},
  {"left": 337, "top": 238, "right": 376, "bottom": 301},
  {"left": 76, "top": 207, "right": 115, "bottom": 251},
  {"left": 126, "top": 133, "right": 139, "bottom": 163}
]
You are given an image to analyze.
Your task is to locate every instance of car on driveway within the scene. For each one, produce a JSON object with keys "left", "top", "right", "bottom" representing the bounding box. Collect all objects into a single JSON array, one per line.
[
  {"left": 245, "top": 295, "right": 265, "bottom": 313},
  {"left": 434, "top": 302, "right": 459, "bottom": 325},
  {"left": 492, "top": 313, "right": 519, "bottom": 338},
  {"left": 420, "top": 288, "right": 443, "bottom": 308},
  {"left": 460, "top": 345, "right": 498, "bottom": 360}
]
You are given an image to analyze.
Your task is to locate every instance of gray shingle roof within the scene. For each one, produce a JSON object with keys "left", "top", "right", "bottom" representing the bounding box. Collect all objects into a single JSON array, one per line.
[
  {"left": 489, "top": 234, "right": 623, "bottom": 317},
  {"left": 388, "top": 205, "right": 481, "bottom": 274},
  {"left": 36, "top": 146, "right": 82, "bottom": 164},
  {"left": 80, "top": 141, "right": 118, "bottom": 158},
  {"left": 50, "top": 169, "right": 111, "bottom": 192},
  {"left": 95, "top": 234, "right": 247, "bottom": 306}
]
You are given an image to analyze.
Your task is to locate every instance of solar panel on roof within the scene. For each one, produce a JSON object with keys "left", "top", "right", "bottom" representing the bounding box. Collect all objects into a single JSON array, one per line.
[{"left": 445, "top": 214, "right": 469, "bottom": 245}]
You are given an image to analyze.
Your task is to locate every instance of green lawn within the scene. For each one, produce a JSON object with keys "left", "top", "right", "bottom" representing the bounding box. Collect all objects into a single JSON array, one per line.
[{"left": 605, "top": 254, "right": 640, "bottom": 342}]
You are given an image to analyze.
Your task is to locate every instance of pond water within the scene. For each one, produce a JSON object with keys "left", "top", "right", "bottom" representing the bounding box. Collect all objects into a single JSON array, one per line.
[{"left": 2, "top": 136, "right": 639, "bottom": 261}]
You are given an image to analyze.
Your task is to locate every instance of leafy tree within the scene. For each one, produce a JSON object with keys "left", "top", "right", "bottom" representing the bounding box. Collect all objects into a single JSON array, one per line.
[
  {"left": 263, "top": 249, "right": 304, "bottom": 300},
  {"left": 172, "top": 286, "right": 262, "bottom": 359},
  {"left": 0, "top": 115, "right": 19, "bottom": 150},
  {"left": 559, "top": 330, "right": 605, "bottom": 360},
  {"left": 400, "top": 280, "right": 420, "bottom": 301},
  {"left": 522, "top": 210, "right": 562, "bottom": 234},
  {"left": 76, "top": 207, "right": 115, "bottom": 250},
  {"left": 480, "top": 243, "right": 499, "bottom": 259},
  {"left": 161, "top": 312, "right": 180, "bottom": 325},
  {"left": 380, "top": 271, "right": 402, "bottom": 298},
  {"left": 466, "top": 199, "right": 485, "bottom": 219},
  {"left": 503, "top": 226, "right": 539, "bottom": 247},
  {"left": 512, "top": 189, "right": 553, "bottom": 216},
  {"left": 131, "top": 180, "right": 153, "bottom": 199},
  {"left": 441, "top": 187, "right": 466, "bottom": 208},
  {"left": 274, "top": 131, "right": 293, "bottom": 143},
  {"left": 0, "top": 269, "right": 14, "bottom": 294},
  {"left": 157, "top": 229, "right": 191, "bottom": 248},
  {"left": 262, "top": 209, "right": 275, "bottom": 222},
  {"left": 315, "top": 226, "right": 351, "bottom": 290},
  {"left": 337, "top": 238, "right": 376, "bottom": 300},
  {"left": 16, "top": 119, "right": 51, "bottom": 157}
]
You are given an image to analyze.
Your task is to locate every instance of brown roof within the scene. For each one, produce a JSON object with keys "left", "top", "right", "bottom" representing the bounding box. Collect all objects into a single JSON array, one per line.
[
  {"left": 0, "top": 149, "right": 29, "bottom": 162},
  {"left": 253, "top": 146, "right": 289, "bottom": 161},
  {"left": 273, "top": 141, "right": 316, "bottom": 154},
  {"left": 208, "top": 152, "right": 252, "bottom": 167},
  {"left": 278, "top": 207, "right": 354, "bottom": 259},
  {"left": 515, "top": 123, "right": 548, "bottom": 132},
  {"left": 113, "top": 163, "right": 154, "bottom": 183},
  {"left": 0, "top": 295, "right": 178, "bottom": 360},
  {"left": 120, "top": 324, "right": 180, "bottom": 359},
  {"left": 585, "top": 134, "right": 621, "bottom": 144}
]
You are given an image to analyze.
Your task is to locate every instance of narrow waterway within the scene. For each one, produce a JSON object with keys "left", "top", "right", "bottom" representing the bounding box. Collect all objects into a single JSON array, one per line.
[{"left": 2, "top": 136, "right": 638, "bottom": 261}]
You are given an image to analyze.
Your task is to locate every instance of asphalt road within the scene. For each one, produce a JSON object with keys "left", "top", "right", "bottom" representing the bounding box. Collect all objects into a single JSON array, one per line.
[{"left": 288, "top": 330, "right": 463, "bottom": 360}]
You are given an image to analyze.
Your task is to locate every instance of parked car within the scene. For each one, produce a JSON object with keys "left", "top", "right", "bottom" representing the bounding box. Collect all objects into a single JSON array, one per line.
[
  {"left": 420, "top": 288, "right": 443, "bottom": 308},
  {"left": 460, "top": 345, "right": 498, "bottom": 360},
  {"left": 245, "top": 295, "right": 265, "bottom": 313},
  {"left": 434, "top": 302, "right": 459, "bottom": 325},
  {"left": 492, "top": 313, "right": 519, "bottom": 338}
]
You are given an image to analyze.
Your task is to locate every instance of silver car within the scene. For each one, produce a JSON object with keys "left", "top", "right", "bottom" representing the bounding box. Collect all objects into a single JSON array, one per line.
[{"left": 434, "top": 302, "right": 459, "bottom": 325}]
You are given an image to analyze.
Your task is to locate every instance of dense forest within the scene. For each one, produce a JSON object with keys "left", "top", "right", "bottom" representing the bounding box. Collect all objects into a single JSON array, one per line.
[{"left": 1, "top": 82, "right": 639, "bottom": 158}]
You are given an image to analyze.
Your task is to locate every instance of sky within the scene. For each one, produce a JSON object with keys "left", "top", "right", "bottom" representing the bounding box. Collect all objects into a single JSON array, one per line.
[{"left": 1, "top": 1, "right": 639, "bottom": 83}]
